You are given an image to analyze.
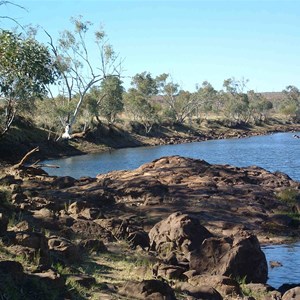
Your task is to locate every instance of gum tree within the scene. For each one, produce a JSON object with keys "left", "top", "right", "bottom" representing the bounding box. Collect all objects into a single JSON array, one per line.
[
  {"left": 0, "top": 30, "right": 57, "bottom": 136},
  {"left": 281, "top": 85, "right": 300, "bottom": 122},
  {"left": 159, "top": 74, "right": 197, "bottom": 124},
  {"left": 124, "top": 72, "right": 161, "bottom": 134},
  {"left": 46, "top": 16, "right": 122, "bottom": 138},
  {"left": 87, "top": 76, "right": 124, "bottom": 125}
]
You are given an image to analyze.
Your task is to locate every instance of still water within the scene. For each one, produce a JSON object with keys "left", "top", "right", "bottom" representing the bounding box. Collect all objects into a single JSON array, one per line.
[
  {"left": 43, "top": 132, "right": 300, "bottom": 288},
  {"left": 44, "top": 132, "right": 300, "bottom": 181},
  {"left": 263, "top": 242, "right": 300, "bottom": 288}
]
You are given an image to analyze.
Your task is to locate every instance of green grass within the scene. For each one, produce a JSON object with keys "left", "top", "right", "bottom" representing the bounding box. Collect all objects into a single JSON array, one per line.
[{"left": 277, "top": 188, "right": 300, "bottom": 205}]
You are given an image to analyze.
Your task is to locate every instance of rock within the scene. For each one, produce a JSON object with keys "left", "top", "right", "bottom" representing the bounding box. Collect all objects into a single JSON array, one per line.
[
  {"left": 0, "top": 213, "right": 8, "bottom": 236},
  {"left": 32, "top": 208, "right": 55, "bottom": 220},
  {"left": 188, "top": 275, "right": 241, "bottom": 297},
  {"left": 153, "top": 263, "right": 187, "bottom": 280},
  {"left": 0, "top": 175, "right": 20, "bottom": 185},
  {"left": 179, "top": 283, "right": 223, "bottom": 300},
  {"left": 13, "top": 231, "right": 48, "bottom": 251},
  {"left": 11, "top": 192, "right": 27, "bottom": 203},
  {"left": 30, "top": 269, "right": 65, "bottom": 289},
  {"left": 269, "top": 260, "right": 283, "bottom": 268},
  {"left": 67, "top": 201, "right": 87, "bottom": 216},
  {"left": 243, "top": 283, "right": 275, "bottom": 297},
  {"left": 79, "top": 239, "right": 107, "bottom": 252},
  {"left": 189, "top": 232, "right": 268, "bottom": 284},
  {"left": 32, "top": 208, "right": 60, "bottom": 230},
  {"left": 48, "top": 236, "right": 80, "bottom": 263},
  {"left": 52, "top": 176, "right": 76, "bottom": 188},
  {"left": 282, "top": 287, "right": 300, "bottom": 300},
  {"left": 119, "top": 279, "right": 176, "bottom": 300},
  {"left": 127, "top": 230, "right": 150, "bottom": 250},
  {"left": 95, "top": 216, "right": 143, "bottom": 241},
  {"left": 149, "top": 212, "right": 213, "bottom": 262},
  {"left": 0, "top": 260, "right": 24, "bottom": 276},
  {"left": 67, "top": 201, "right": 103, "bottom": 220},
  {"left": 71, "top": 219, "right": 114, "bottom": 242},
  {"left": 278, "top": 284, "right": 300, "bottom": 294},
  {"left": 10, "top": 220, "right": 31, "bottom": 232},
  {"left": 270, "top": 214, "right": 295, "bottom": 227}
]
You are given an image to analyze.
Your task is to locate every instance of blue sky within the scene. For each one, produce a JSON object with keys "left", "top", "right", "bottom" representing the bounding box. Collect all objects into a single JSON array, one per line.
[{"left": 1, "top": 0, "right": 300, "bottom": 92}]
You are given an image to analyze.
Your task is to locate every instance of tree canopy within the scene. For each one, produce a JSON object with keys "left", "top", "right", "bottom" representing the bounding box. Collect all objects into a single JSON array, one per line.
[{"left": 0, "top": 30, "right": 57, "bottom": 136}]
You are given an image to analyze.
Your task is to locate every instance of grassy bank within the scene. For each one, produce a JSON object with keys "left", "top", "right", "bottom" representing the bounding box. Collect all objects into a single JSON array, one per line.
[{"left": 1, "top": 116, "right": 300, "bottom": 165}]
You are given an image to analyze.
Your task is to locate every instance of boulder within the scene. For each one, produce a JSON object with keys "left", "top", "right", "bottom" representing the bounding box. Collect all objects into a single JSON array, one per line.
[
  {"left": 10, "top": 220, "right": 32, "bottom": 232},
  {"left": 127, "top": 230, "right": 150, "bottom": 250},
  {"left": 79, "top": 239, "right": 107, "bottom": 253},
  {"left": 8, "top": 231, "right": 49, "bottom": 264},
  {"left": 30, "top": 269, "right": 65, "bottom": 289},
  {"left": 119, "top": 279, "right": 176, "bottom": 300},
  {"left": 188, "top": 275, "right": 241, "bottom": 297},
  {"left": 0, "top": 260, "right": 24, "bottom": 277},
  {"left": 68, "top": 201, "right": 103, "bottom": 220},
  {"left": 13, "top": 231, "right": 48, "bottom": 251},
  {"left": 52, "top": 176, "right": 76, "bottom": 189},
  {"left": 282, "top": 287, "right": 300, "bottom": 300},
  {"left": 11, "top": 192, "right": 27, "bottom": 204},
  {"left": 189, "top": 231, "right": 268, "bottom": 284},
  {"left": 71, "top": 219, "right": 113, "bottom": 242},
  {"left": 149, "top": 212, "right": 213, "bottom": 262},
  {"left": 179, "top": 283, "right": 223, "bottom": 300},
  {"left": 95, "top": 216, "right": 143, "bottom": 241},
  {"left": 48, "top": 236, "right": 80, "bottom": 263},
  {"left": 153, "top": 263, "right": 187, "bottom": 280}
]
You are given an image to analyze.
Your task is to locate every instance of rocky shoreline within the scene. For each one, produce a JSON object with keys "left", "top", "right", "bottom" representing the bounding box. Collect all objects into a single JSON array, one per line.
[{"left": 0, "top": 155, "right": 299, "bottom": 299}]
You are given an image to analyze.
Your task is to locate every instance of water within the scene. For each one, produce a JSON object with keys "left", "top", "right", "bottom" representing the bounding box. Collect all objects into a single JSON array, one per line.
[
  {"left": 42, "top": 131, "right": 300, "bottom": 288},
  {"left": 263, "top": 242, "right": 300, "bottom": 288},
  {"left": 43, "top": 132, "right": 300, "bottom": 181}
]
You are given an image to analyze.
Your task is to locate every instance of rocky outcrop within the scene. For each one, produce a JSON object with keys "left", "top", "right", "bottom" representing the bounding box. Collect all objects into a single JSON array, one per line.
[
  {"left": 190, "top": 232, "right": 268, "bottom": 283},
  {"left": 1, "top": 155, "right": 300, "bottom": 299},
  {"left": 149, "top": 212, "right": 213, "bottom": 262},
  {"left": 282, "top": 286, "right": 300, "bottom": 300},
  {"left": 119, "top": 279, "right": 176, "bottom": 300},
  {"left": 149, "top": 212, "right": 267, "bottom": 284},
  {"left": 95, "top": 155, "right": 300, "bottom": 242}
]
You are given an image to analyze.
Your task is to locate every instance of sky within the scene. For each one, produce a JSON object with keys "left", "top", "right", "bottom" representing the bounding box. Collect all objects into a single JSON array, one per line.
[{"left": 1, "top": 0, "right": 300, "bottom": 92}]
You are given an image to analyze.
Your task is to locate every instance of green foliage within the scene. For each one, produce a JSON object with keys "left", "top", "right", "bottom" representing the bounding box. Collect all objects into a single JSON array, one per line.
[
  {"left": 0, "top": 30, "right": 57, "bottom": 136},
  {"left": 46, "top": 16, "right": 121, "bottom": 136},
  {"left": 124, "top": 72, "right": 161, "bottom": 134},
  {"left": 280, "top": 85, "right": 300, "bottom": 122},
  {"left": 87, "top": 76, "right": 124, "bottom": 124},
  {"left": 131, "top": 71, "right": 158, "bottom": 96}
]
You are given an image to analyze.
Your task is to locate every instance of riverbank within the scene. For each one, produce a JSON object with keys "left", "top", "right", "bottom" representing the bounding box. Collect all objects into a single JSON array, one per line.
[{"left": 1, "top": 116, "right": 300, "bottom": 165}]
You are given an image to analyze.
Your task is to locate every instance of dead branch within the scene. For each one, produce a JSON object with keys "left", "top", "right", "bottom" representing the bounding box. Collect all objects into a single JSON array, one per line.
[{"left": 13, "top": 146, "right": 39, "bottom": 169}]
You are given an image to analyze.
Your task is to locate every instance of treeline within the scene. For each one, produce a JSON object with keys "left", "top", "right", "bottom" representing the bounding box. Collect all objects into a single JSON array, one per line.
[{"left": 1, "top": 17, "right": 300, "bottom": 140}]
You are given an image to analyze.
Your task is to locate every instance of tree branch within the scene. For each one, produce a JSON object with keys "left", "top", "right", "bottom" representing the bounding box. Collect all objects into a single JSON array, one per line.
[{"left": 13, "top": 146, "right": 39, "bottom": 169}]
